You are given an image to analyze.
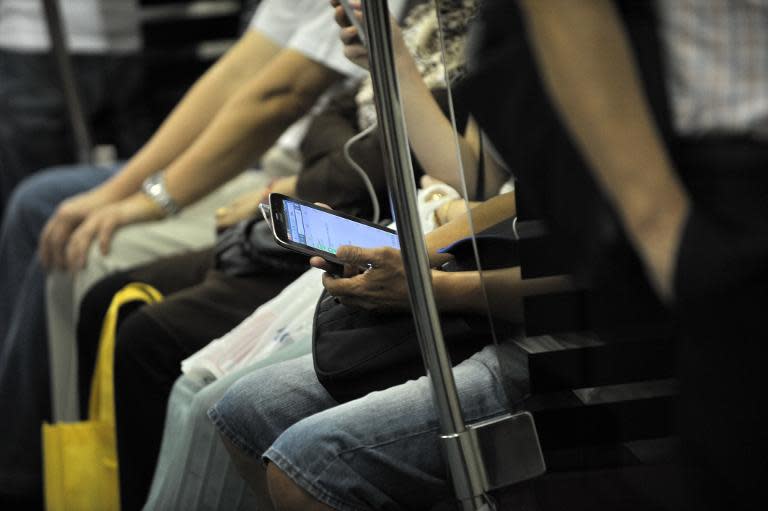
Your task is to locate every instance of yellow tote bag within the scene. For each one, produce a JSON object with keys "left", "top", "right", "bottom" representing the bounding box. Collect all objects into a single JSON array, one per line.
[{"left": 42, "top": 283, "right": 163, "bottom": 511}]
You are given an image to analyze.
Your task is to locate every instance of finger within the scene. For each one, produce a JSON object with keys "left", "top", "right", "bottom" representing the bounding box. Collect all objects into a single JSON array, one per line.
[
  {"left": 344, "top": 45, "right": 368, "bottom": 62},
  {"left": 333, "top": 5, "right": 351, "bottom": 27},
  {"left": 342, "top": 262, "right": 360, "bottom": 278},
  {"left": 322, "top": 271, "right": 340, "bottom": 291},
  {"left": 334, "top": 245, "right": 369, "bottom": 267},
  {"left": 50, "top": 222, "right": 76, "bottom": 270},
  {"left": 98, "top": 216, "right": 119, "bottom": 257},
  {"left": 310, "top": 256, "right": 335, "bottom": 272},
  {"left": 322, "top": 271, "right": 361, "bottom": 297},
  {"left": 66, "top": 221, "right": 97, "bottom": 271},
  {"left": 38, "top": 218, "right": 57, "bottom": 268},
  {"left": 340, "top": 26, "right": 361, "bottom": 45},
  {"left": 314, "top": 202, "right": 333, "bottom": 210},
  {"left": 337, "top": 245, "right": 390, "bottom": 268}
]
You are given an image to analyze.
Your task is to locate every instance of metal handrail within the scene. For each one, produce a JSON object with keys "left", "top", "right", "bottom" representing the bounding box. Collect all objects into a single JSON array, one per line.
[
  {"left": 362, "top": 2, "right": 489, "bottom": 509},
  {"left": 42, "top": 0, "right": 93, "bottom": 164}
]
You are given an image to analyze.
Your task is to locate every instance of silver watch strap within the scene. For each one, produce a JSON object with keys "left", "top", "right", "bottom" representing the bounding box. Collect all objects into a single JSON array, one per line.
[{"left": 142, "top": 171, "right": 180, "bottom": 216}]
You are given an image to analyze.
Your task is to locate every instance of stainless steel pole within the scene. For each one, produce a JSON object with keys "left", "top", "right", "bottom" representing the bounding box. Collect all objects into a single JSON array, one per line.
[
  {"left": 362, "top": 2, "right": 489, "bottom": 509},
  {"left": 42, "top": 0, "right": 93, "bottom": 163}
]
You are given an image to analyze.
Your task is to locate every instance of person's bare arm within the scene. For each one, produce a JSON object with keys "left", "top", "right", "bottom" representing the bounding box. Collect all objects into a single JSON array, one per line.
[
  {"left": 39, "top": 30, "right": 282, "bottom": 269},
  {"left": 433, "top": 266, "right": 573, "bottom": 321},
  {"left": 161, "top": 49, "right": 336, "bottom": 206},
  {"left": 424, "top": 191, "right": 515, "bottom": 267},
  {"left": 333, "top": 0, "right": 505, "bottom": 198},
  {"left": 518, "top": 0, "right": 689, "bottom": 301},
  {"left": 215, "top": 175, "right": 298, "bottom": 230},
  {"left": 104, "top": 31, "right": 285, "bottom": 199},
  {"left": 318, "top": 246, "right": 573, "bottom": 319},
  {"left": 62, "top": 49, "right": 340, "bottom": 270}
]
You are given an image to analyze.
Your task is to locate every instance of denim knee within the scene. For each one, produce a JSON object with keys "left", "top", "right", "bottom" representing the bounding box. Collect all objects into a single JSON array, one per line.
[
  {"left": 208, "top": 374, "right": 273, "bottom": 458},
  {"left": 209, "top": 355, "right": 332, "bottom": 460},
  {"left": 3, "top": 165, "right": 111, "bottom": 240},
  {"left": 3, "top": 171, "right": 56, "bottom": 239}
]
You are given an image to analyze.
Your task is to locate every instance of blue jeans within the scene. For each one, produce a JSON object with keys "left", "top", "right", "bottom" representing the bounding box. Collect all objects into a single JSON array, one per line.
[
  {"left": 0, "top": 50, "right": 151, "bottom": 226},
  {"left": 0, "top": 164, "right": 117, "bottom": 499},
  {"left": 210, "top": 344, "right": 529, "bottom": 511}
]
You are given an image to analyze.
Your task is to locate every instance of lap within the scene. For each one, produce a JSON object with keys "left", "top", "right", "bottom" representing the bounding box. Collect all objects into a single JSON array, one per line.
[
  {"left": 71, "top": 170, "right": 267, "bottom": 302},
  {"left": 211, "top": 344, "right": 528, "bottom": 511}
]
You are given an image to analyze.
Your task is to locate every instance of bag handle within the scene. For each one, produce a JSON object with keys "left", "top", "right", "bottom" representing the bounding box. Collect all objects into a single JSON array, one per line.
[{"left": 88, "top": 283, "right": 163, "bottom": 422}]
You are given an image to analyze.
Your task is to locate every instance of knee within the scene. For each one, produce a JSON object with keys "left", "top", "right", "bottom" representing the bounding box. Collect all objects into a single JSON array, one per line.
[
  {"left": 3, "top": 170, "right": 58, "bottom": 235},
  {"left": 209, "top": 375, "right": 267, "bottom": 457},
  {"left": 78, "top": 271, "right": 135, "bottom": 330},
  {"left": 267, "top": 463, "right": 332, "bottom": 511},
  {"left": 114, "top": 308, "right": 162, "bottom": 373}
]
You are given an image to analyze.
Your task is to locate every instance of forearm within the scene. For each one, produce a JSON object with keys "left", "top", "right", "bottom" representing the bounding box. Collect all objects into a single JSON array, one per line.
[
  {"left": 160, "top": 50, "right": 338, "bottom": 207},
  {"left": 519, "top": 0, "right": 689, "bottom": 298},
  {"left": 394, "top": 40, "right": 481, "bottom": 196},
  {"left": 162, "top": 91, "right": 304, "bottom": 205},
  {"left": 103, "top": 31, "right": 282, "bottom": 199},
  {"left": 425, "top": 191, "right": 516, "bottom": 266},
  {"left": 433, "top": 266, "right": 573, "bottom": 321}
]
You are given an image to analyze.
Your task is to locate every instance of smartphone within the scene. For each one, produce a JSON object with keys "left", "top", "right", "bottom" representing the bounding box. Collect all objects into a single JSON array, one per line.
[
  {"left": 339, "top": 0, "right": 367, "bottom": 46},
  {"left": 269, "top": 193, "right": 399, "bottom": 267}
]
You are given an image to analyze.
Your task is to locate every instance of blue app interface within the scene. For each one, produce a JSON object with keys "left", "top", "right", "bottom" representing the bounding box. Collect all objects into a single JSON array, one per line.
[{"left": 284, "top": 200, "right": 399, "bottom": 255}]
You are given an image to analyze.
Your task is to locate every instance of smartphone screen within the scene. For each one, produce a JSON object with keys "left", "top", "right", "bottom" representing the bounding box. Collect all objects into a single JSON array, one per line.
[
  {"left": 281, "top": 198, "right": 398, "bottom": 257},
  {"left": 270, "top": 194, "right": 400, "bottom": 264}
]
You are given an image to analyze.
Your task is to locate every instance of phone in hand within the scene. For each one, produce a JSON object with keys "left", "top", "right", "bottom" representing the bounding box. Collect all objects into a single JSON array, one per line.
[
  {"left": 339, "top": 0, "right": 367, "bottom": 46},
  {"left": 268, "top": 193, "right": 399, "bottom": 273}
]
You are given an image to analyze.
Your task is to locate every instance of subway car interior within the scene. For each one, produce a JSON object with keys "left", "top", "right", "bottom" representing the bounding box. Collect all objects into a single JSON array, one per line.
[{"left": 0, "top": 0, "right": 766, "bottom": 510}]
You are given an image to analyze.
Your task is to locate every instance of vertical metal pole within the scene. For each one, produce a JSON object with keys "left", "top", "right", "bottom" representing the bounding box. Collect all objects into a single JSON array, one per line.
[
  {"left": 362, "top": 2, "right": 488, "bottom": 509},
  {"left": 42, "top": 0, "right": 93, "bottom": 163}
]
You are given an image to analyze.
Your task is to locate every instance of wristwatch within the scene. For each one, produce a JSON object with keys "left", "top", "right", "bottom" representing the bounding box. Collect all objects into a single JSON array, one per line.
[{"left": 142, "top": 171, "right": 180, "bottom": 216}]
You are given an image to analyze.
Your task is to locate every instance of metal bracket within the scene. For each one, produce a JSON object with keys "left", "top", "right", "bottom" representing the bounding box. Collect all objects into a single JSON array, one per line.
[{"left": 441, "top": 411, "right": 545, "bottom": 508}]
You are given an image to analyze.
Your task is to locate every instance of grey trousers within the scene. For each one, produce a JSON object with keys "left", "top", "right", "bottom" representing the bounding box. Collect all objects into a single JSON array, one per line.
[{"left": 143, "top": 335, "right": 313, "bottom": 511}]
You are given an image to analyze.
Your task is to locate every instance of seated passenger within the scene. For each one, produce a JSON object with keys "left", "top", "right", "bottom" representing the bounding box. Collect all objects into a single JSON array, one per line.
[
  {"left": 206, "top": 2, "right": 572, "bottom": 509},
  {"left": 0, "top": 0, "right": 378, "bottom": 507},
  {"left": 212, "top": 0, "right": 767, "bottom": 508},
  {"left": 74, "top": 2, "right": 496, "bottom": 508}
]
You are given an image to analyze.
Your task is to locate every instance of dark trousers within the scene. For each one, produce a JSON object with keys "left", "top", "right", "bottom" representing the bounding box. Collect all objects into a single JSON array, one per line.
[
  {"left": 673, "top": 139, "right": 768, "bottom": 511},
  {"left": 0, "top": 50, "right": 152, "bottom": 225},
  {"left": 77, "top": 249, "right": 304, "bottom": 510}
]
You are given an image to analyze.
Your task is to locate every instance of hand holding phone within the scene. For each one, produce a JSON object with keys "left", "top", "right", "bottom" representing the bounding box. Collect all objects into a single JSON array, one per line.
[
  {"left": 268, "top": 193, "right": 398, "bottom": 274},
  {"left": 338, "top": 0, "right": 367, "bottom": 46}
]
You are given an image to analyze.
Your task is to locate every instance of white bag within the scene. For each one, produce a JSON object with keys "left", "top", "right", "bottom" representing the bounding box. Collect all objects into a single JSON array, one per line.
[{"left": 181, "top": 268, "right": 325, "bottom": 383}]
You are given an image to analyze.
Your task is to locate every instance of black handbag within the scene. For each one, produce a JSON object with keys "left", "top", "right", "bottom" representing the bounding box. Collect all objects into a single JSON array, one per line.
[
  {"left": 312, "top": 222, "right": 520, "bottom": 403},
  {"left": 214, "top": 217, "right": 308, "bottom": 276},
  {"left": 312, "top": 294, "right": 492, "bottom": 403}
]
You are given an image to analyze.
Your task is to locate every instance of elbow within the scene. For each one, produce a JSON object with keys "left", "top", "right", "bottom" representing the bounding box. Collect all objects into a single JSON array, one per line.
[{"left": 257, "top": 84, "right": 320, "bottom": 124}]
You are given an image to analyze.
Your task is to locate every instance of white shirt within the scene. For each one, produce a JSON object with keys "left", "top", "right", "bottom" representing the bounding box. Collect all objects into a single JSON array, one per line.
[
  {"left": 0, "top": 0, "right": 141, "bottom": 53},
  {"left": 249, "top": 0, "right": 410, "bottom": 79},
  {"left": 248, "top": 0, "right": 411, "bottom": 151}
]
